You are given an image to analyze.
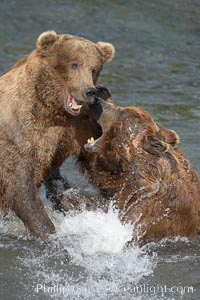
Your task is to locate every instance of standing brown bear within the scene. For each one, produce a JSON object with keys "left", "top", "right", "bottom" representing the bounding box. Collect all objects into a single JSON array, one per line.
[
  {"left": 74, "top": 87, "right": 200, "bottom": 245},
  {"left": 0, "top": 31, "right": 115, "bottom": 239}
]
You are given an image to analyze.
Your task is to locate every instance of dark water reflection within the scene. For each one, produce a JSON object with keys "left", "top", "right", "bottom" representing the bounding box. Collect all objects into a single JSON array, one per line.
[{"left": 0, "top": 0, "right": 200, "bottom": 299}]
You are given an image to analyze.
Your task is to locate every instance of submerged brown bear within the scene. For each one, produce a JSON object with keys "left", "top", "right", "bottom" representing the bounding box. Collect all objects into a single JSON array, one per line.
[
  {"left": 72, "top": 87, "right": 200, "bottom": 244},
  {"left": 0, "top": 32, "right": 114, "bottom": 239}
]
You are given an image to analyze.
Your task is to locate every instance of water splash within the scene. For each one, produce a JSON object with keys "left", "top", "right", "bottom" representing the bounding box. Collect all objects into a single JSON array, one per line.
[
  {"left": 0, "top": 203, "right": 156, "bottom": 299},
  {"left": 57, "top": 207, "right": 133, "bottom": 255}
]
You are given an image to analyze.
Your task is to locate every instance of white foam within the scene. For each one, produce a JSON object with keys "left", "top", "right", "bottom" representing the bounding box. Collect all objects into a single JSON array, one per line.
[
  {"left": 0, "top": 205, "right": 156, "bottom": 299},
  {"left": 57, "top": 207, "right": 133, "bottom": 255},
  {"left": 24, "top": 208, "right": 154, "bottom": 299}
]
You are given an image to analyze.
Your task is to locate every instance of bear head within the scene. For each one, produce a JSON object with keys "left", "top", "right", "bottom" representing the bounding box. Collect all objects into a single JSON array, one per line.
[
  {"left": 85, "top": 87, "right": 179, "bottom": 172},
  {"left": 35, "top": 31, "right": 115, "bottom": 116}
]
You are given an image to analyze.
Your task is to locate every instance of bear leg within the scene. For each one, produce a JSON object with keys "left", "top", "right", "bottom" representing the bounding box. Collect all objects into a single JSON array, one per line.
[
  {"left": 45, "top": 169, "right": 71, "bottom": 209},
  {"left": 1, "top": 154, "right": 56, "bottom": 240}
]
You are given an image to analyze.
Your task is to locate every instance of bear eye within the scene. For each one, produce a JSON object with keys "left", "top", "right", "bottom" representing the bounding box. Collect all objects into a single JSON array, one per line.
[
  {"left": 92, "top": 68, "right": 97, "bottom": 75},
  {"left": 72, "top": 63, "right": 79, "bottom": 69}
]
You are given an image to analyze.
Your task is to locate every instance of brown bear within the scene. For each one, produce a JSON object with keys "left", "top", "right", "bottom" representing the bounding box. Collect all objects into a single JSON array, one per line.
[
  {"left": 70, "top": 87, "right": 200, "bottom": 245},
  {"left": 0, "top": 31, "right": 115, "bottom": 239}
]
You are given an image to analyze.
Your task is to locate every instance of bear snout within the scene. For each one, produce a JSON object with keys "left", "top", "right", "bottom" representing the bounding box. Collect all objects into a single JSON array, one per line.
[{"left": 85, "top": 87, "right": 97, "bottom": 103}]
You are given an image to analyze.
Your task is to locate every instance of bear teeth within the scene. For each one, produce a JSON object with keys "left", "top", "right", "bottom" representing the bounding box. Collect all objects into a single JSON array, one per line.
[
  {"left": 72, "top": 103, "right": 82, "bottom": 110},
  {"left": 66, "top": 94, "right": 82, "bottom": 115},
  {"left": 87, "top": 137, "right": 95, "bottom": 145}
]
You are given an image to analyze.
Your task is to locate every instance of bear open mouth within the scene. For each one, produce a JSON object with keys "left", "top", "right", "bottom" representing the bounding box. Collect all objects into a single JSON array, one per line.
[
  {"left": 84, "top": 135, "right": 103, "bottom": 152},
  {"left": 65, "top": 94, "right": 83, "bottom": 116}
]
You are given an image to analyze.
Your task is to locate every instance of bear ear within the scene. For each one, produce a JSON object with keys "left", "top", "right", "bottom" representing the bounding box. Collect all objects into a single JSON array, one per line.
[
  {"left": 96, "top": 42, "right": 115, "bottom": 63},
  {"left": 143, "top": 135, "right": 170, "bottom": 156},
  {"left": 162, "top": 129, "right": 179, "bottom": 146},
  {"left": 156, "top": 123, "right": 180, "bottom": 147},
  {"left": 36, "top": 31, "right": 58, "bottom": 51},
  {"left": 164, "top": 130, "right": 180, "bottom": 147}
]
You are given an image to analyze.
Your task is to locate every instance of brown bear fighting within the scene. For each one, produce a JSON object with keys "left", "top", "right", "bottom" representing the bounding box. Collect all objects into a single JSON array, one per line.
[
  {"left": 0, "top": 32, "right": 115, "bottom": 239},
  {"left": 74, "top": 87, "right": 200, "bottom": 245}
]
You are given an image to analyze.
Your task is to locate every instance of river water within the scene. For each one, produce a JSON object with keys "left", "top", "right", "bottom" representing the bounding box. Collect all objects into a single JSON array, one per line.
[{"left": 0, "top": 0, "right": 200, "bottom": 299}]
